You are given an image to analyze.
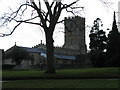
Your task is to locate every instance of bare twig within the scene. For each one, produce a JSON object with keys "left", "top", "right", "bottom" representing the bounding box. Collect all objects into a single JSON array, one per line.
[{"left": 0, "top": 22, "right": 22, "bottom": 37}]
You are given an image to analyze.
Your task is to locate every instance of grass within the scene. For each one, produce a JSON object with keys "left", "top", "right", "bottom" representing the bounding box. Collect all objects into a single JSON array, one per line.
[
  {"left": 2, "top": 67, "right": 120, "bottom": 88},
  {"left": 2, "top": 79, "right": 119, "bottom": 88},
  {"left": 2, "top": 67, "right": 120, "bottom": 79}
]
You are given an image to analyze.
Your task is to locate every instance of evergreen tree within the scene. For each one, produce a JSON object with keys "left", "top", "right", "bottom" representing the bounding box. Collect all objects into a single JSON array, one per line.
[
  {"left": 89, "top": 18, "right": 107, "bottom": 67},
  {"left": 89, "top": 18, "right": 107, "bottom": 51},
  {"left": 106, "top": 12, "right": 120, "bottom": 67}
]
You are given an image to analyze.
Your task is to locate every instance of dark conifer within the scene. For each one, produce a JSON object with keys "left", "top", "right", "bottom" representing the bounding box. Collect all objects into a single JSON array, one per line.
[
  {"left": 106, "top": 12, "right": 120, "bottom": 67},
  {"left": 89, "top": 18, "right": 107, "bottom": 67}
]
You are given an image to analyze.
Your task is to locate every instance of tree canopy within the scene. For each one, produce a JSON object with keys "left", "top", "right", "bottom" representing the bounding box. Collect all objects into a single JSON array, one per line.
[
  {"left": 89, "top": 18, "right": 107, "bottom": 52},
  {"left": 106, "top": 12, "right": 120, "bottom": 67},
  {"left": 89, "top": 18, "right": 108, "bottom": 67}
]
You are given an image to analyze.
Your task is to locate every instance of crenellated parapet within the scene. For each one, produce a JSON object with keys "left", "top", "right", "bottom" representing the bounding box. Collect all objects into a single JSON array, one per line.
[
  {"left": 33, "top": 43, "right": 46, "bottom": 50},
  {"left": 64, "top": 16, "right": 85, "bottom": 20}
]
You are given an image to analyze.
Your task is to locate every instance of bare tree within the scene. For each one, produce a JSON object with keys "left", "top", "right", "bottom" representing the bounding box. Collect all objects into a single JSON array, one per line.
[
  {"left": 0, "top": 0, "right": 112, "bottom": 73},
  {"left": 0, "top": 0, "right": 82, "bottom": 73}
]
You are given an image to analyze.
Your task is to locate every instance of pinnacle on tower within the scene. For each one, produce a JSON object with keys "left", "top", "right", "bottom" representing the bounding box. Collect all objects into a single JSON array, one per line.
[{"left": 112, "top": 11, "right": 118, "bottom": 33}]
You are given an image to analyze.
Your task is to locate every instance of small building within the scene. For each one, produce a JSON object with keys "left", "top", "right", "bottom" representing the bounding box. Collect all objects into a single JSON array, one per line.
[
  {"left": 4, "top": 45, "right": 44, "bottom": 66},
  {"left": 3, "top": 44, "right": 79, "bottom": 69}
]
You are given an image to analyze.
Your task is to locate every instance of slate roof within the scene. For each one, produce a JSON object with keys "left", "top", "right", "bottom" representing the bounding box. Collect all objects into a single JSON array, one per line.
[
  {"left": 18, "top": 46, "right": 46, "bottom": 54},
  {"left": 20, "top": 46, "right": 76, "bottom": 60},
  {"left": 6, "top": 45, "right": 76, "bottom": 60},
  {"left": 54, "top": 54, "right": 76, "bottom": 60},
  {"left": 41, "top": 53, "right": 76, "bottom": 60}
]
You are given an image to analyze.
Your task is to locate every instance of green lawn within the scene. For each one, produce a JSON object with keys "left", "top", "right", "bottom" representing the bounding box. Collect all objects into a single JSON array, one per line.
[
  {"left": 2, "top": 67, "right": 120, "bottom": 79},
  {"left": 2, "top": 79, "right": 119, "bottom": 88},
  {"left": 2, "top": 67, "right": 120, "bottom": 89}
]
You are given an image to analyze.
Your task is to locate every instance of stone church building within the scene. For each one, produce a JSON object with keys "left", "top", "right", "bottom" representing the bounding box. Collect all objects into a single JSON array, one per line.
[
  {"left": 3, "top": 16, "right": 87, "bottom": 69},
  {"left": 34, "top": 16, "right": 87, "bottom": 67}
]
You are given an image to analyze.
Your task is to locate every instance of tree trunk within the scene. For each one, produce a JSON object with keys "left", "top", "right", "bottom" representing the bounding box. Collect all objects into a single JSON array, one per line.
[{"left": 45, "top": 30, "right": 55, "bottom": 74}]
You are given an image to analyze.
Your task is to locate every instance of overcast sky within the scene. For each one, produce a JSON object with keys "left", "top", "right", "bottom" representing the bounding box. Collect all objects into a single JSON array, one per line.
[{"left": 0, "top": 0, "right": 119, "bottom": 50}]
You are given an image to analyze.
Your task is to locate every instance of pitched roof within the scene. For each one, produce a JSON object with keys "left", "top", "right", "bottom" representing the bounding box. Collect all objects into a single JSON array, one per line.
[
  {"left": 41, "top": 53, "right": 76, "bottom": 60},
  {"left": 54, "top": 54, "right": 76, "bottom": 60},
  {"left": 18, "top": 46, "right": 46, "bottom": 54},
  {"left": 5, "top": 45, "right": 76, "bottom": 60}
]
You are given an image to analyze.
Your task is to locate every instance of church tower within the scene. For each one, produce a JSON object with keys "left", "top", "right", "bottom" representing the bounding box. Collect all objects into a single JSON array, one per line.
[{"left": 63, "top": 16, "right": 87, "bottom": 54}]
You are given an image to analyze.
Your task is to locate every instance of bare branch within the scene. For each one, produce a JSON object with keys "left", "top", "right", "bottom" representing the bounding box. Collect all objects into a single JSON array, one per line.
[
  {"left": 17, "top": 21, "right": 41, "bottom": 26},
  {"left": 99, "top": 0, "right": 114, "bottom": 10},
  {"left": 15, "top": 16, "right": 43, "bottom": 26},
  {"left": 66, "top": 8, "right": 76, "bottom": 16},
  {"left": 0, "top": 22, "right": 22, "bottom": 37},
  {"left": 45, "top": 1, "right": 55, "bottom": 23},
  {"left": 38, "top": 0, "right": 41, "bottom": 9},
  {"left": 0, "top": 0, "right": 81, "bottom": 37},
  {"left": 44, "top": 0, "right": 53, "bottom": 21},
  {"left": 70, "top": 7, "right": 84, "bottom": 9},
  {"left": 57, "top": 19, "right": 64, "bottom": 23},
  {"left": 52, "top": 2, "right": 62, "bottom": 25},
  {"left": 62, "top": 0, "right": 79, "bottom": 9},
  {"left": 0, "top": 3, "right": 35, "bottom": 26},
  {"left": 50, "top": 1, "right": 55, "bottom": 8},
  {"left": 31, "top": 1, "right": 47, "bottom": 28}
]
